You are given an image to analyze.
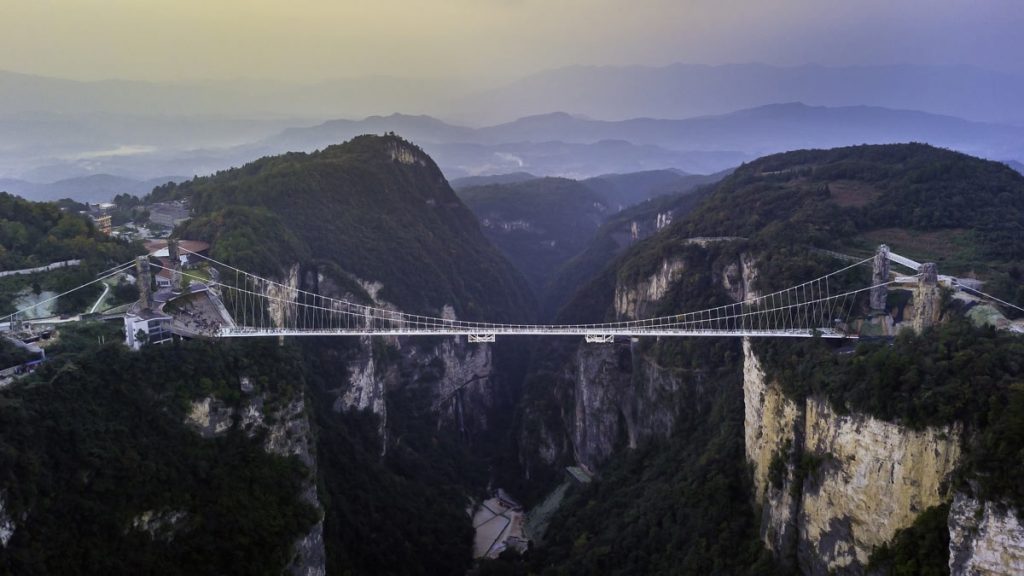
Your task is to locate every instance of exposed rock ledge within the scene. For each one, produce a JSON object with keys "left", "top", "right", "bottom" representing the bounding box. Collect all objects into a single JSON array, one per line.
[{"left": 949, "top": 492, "right": 1024, "bottom": 576}]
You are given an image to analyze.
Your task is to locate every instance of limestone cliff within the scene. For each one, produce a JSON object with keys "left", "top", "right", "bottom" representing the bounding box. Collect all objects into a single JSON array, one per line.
[
  {"left": 742, "top": 340, "right": 802, "bottom": 558},
  {"left": 743, "top": 341, "right": 964, "bottom": 574},
  {"left": 948, "top": 492, "right": 1024, "bottom": 576},
  {"left": 722, "top": 252, "right": 761, "bottom": 302},
  {"left": 614, "top": 257, "right": 686, "bottom": 320},
  {"left": 798, "top": 397, "right": 961, "bottom": 574},
  {"left": 185, "top": 391, "right": 325, "bottom": 576}
]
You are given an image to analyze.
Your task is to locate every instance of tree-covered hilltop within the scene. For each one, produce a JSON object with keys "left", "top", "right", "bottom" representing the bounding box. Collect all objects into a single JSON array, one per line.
[
  {"left": 0, "top": 327, "right": 318, "bottom": 575},
  {"left": 682, "top": 143, "right": 1023, "bottom": 292},
  {"left": 502, "top": 144, "right": 1024, "bottom": 575},
  {"left": 160, "top": 135, "right": 534, "bottom": 572},
  {"left": 0, "top": 192, "right": 140, "bottom": 271},
  {"left": 164, "top": 135, "right": 534, "bottom": 322}
]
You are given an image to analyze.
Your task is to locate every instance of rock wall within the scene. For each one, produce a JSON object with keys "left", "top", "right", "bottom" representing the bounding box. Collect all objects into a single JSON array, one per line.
[
  {"left": 742, "top": 340, "right": 802, "bottom": 559},
  {"left": 722, "top": 252, "right": 761, "bottom": 302},
  {"left": 743, "top": 342, "right": 963, "bottom": 574},
  {"left": 614, "top": 257, "right": 686, "bottom": 320},
  {"left": 949, "top": 493, "right": 1024, "bottom": 576},
  {"left": 0, "top": 491, "right": 14, "bottom": 548},
  {"left": 798, "top": 397, "right": 961, "bottom": 574},
  {"left": 572, "top": 343, "right": 634, "bottom": 471},
  {"left": 185, "top": 391, "right": 325, "bottom": 576}
]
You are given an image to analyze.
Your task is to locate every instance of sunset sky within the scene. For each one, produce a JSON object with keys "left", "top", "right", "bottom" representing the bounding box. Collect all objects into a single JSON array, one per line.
[{"left": 2, "top": 0, "right": 1022, "bottom": 82}]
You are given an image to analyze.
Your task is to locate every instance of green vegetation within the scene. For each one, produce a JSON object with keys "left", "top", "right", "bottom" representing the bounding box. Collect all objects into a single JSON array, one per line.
[
  {"left": 509, "top": 145, "right": 1024, "bottom": 574},
  {"left": 301, "top": 338, "right": 484, "bottom": 576},
  {"left": 868, "top": 504, "right": 951, "bottom": 576},
  {"left": 0, "top": 331, "right": 317, "bottom": 575},
  {"left": 459, "top": 177, "right": 608, "bottom": 297},
  {"left": 171, "top": 135, "right": 534, "bottom": 322},
  {"left": 0, "top": 338, "right": 35, "bottom": 369},
  {"left": 544, "top": 188, "right": 712, "bottom": 320},
  {"left": 676, "top": 143, "right": 1024, "bottom": 304},
  {"left": 0, "top": 192, "right": 139, "bottom": 271}
]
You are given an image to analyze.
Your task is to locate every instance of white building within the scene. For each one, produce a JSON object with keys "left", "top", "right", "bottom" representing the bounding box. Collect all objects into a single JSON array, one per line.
[{"left": 124, "top": 309, "right": 173, "bottom": 350}]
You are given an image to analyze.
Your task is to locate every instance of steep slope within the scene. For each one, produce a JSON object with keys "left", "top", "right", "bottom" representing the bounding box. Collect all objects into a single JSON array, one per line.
[
  {"left": 504, "top": 144, "right": 1024, "bottom": 575},
  {"left": 173, "top": 135, "right": 534, "bottom": 322},
  {"left": 457, "top": 170, "right": 728, "bottom": 315},
  {"left": 0, "top": 329, "right": 319, "bottom": 575},
  {"left": 543, "top": 186, "right": 713, "bottom": 319},
  {"left": 163, "top": 135, "right": 536, "bottom": 574},
  {"left": 457, "top": 178, "right": 609, "bottom": 296}
]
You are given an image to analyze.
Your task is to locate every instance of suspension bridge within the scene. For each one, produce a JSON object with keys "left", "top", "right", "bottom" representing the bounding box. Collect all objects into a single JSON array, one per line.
[{"left": 4, "top": 242, "right": 1014, "bottom": 345}]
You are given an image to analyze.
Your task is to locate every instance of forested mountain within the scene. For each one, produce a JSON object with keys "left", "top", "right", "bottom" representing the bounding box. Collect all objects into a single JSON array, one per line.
[
  {"left": 457, "top": 170, "right": 728, "bottom": 312},
  {"left": 497, "top": 143, "right": 1024, "bottom": 575},
  {"left": 458, "top": 178, "right": 608, "bottom": 296},
  {"left": 4, "top": 140, "right": 1024, "bottom": 575},
  {"left": 160, "top": 135, "right": 536, "bottom": 574},
  {"left": 169, "top": 135, "right": 534, "bottom": 321}
]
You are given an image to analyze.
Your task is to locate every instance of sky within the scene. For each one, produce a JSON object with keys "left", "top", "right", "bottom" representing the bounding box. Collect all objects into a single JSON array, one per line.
[{"left": 1, "top": 0, "right": 1023, "bottom": 82}]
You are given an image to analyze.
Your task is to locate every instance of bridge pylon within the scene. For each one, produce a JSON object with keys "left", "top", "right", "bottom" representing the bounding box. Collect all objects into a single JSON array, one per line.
[{"left": 870, "top": 244, "right": 890, "bottom": 314}]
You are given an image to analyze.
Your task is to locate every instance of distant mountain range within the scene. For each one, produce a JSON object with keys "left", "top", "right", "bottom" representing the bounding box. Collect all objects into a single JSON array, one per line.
[
  {"left": 4, "top": 63, "right": 1023, "bottom": 124},
  {"left": 248, "top": 103, "right": 1024, "bottom": 179},
  {"left": 5, "top": 101, "right": 1024, "bottom": 197},
  {"left": 0, "top": 174, "right": 181, "bottom": 203},
  {"left": 456, "top": 63, "right": 1024, "bottom": 125},
  {"left": 3, "top": 64, "right": 1024, "bottom": 197}
]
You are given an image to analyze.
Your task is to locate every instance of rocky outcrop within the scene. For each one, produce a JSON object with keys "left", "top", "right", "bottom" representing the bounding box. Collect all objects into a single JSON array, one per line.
[
  {"left": 129, "top": 509, "right": 187, "bottom": 542},
  {"left": 614, "top": 257, "right": 687, "bottom": 320},
  {"left": 0, "top": 491, "right": 14, "bottom": 548},
  {"left": 336, "top": 339, "right": 387, "bottom": 422},
  {"left": 722, "top": 252, "right": 761, "bottom": 302},
  {"left": 572, "top": 344, "right": 635, "bottom": 471},
  {"left": 798, "top": 398, "right": 961, "bottom": 574},
  {"left": 949, "top": 493, "right": 1024, "bottom": 576},
  {"left": 569, "top": 339, "right": 699, "bottom": 472},
  {"left": 385, "top": 140, "right": 429, "bottom": 167},
  {"left": 743, "top": 342, "right": 963, "bottom": 574},
  {"left": 184, "top": 390, "right": 325, "bottom": 576},
  {"left": 742, "top": 340, "right": 802, "bottom": 559},
  {"left": 266, "top": 264, "right": 302, "bottom": 328}
]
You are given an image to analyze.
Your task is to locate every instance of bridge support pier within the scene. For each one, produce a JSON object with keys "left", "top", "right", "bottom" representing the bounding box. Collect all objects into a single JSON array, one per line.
[{"left": 467, "top": 334, "right": 496, "bottom": 343}]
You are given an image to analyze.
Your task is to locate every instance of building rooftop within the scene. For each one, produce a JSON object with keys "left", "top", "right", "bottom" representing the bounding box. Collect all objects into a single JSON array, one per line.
[{"left": 145, "top": 239, "right": 211, "bottom": 256}]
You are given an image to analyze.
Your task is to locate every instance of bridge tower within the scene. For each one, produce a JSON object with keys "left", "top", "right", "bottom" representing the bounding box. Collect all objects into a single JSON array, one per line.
[
  {"left": 912, "top": 262, "right": 942, "bottom": 332},
  {"left": 168, "top": 238, "right": 184, "bottom": 293},
  {"left": 135, "top": 256, "right": 152, "bottom": 310},
  {"left": 870, "top": 244, "right": 890, "bottom": 314}
]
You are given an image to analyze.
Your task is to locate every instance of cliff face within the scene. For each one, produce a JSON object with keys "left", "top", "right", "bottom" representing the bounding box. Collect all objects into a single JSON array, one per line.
[
  {"left": 798, "top": 397, "right": 961, "bottom": 574},
  {"left": 948, "top": 492, "right": 1024, "bottom": 575},
  {"left": 614, "top": 256, "right": 686, "bottom": 320},
  {"left": 0, "top": 492, "right": 13, "bottom": 548},
  {"left": 743, "top": 341, "right": 965, "bottom": 574},
  {"left": 743, "top": 340, "right": 802, "bottom": 556},
  {"left": 185, "top": 390, "right": 325, "bottom": 576}
]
